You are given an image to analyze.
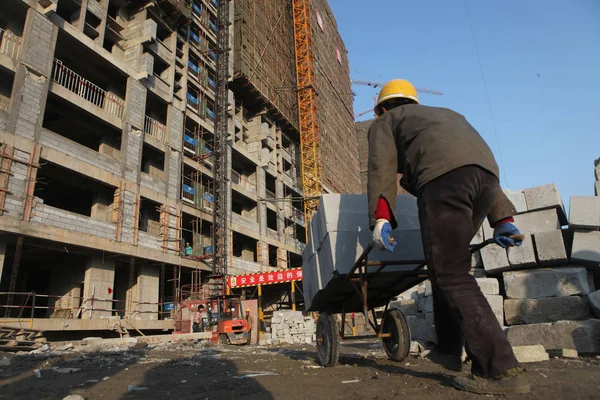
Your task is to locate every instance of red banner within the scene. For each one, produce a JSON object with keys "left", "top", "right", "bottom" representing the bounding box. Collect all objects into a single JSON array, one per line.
[{"left": 228, "top": 268, "right": 303, "bottom": 288}]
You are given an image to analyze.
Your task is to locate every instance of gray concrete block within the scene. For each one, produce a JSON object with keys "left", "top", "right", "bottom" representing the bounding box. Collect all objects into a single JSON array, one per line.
[
  {"left": 483, "top": 209, "right": 561, "bottom": 240},
  {"left": 389, "top": 299, "right": 418, "bottom": 316},
  {"left": 512, "top": 345, "right": 550, "bottom": 363},
  {"left": 506, "top": 319, "right": 600, "bottom": 354},
  {"left": 503, "top": 189, "right": 527, "bottom": 213},
  {"left": 589, "top": 290, "right": 600, "bottom": 318},
  {"left": 406, "top": 313, "right": 437, "bottom": 344},
  {"left": 484, "top": 294, "right": 504, "bottom": 326},
  {"left": 533, "top": 230, "right": 568, "bottom": 266},
  {"left": 504, "top": 296, "right": 591, "bottom": 325},
  {"left": 569, "top": 196, "right": 600, "bottom": 229},
  {"left": 503, "top": 268, "right": 591, "bottom": 299},
  {"left": 317, "top": 228, "right": 424, "bottom": 285},
  {"left": 595, "top": 181, "right": 600, "bottom": 197},
  {"left": 476, "top": 277, "right": 500, "bottom": 295},
  {"left": 523, "top": 183, "right": 567, "bottom": 224},
  {"left": 481, "top": 244, "right": 510, "bottom": 274},
  {"left": 571, "top": 230, "right": 600, "bottom": 267},
  {"left": 507, "top": 235, "right": 537, "bottom": 269}
]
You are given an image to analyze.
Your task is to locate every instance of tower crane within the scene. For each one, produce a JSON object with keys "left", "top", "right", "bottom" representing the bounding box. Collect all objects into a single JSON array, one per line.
[{"left": 352, "top": 79, "right": 444, "bottom": 119}]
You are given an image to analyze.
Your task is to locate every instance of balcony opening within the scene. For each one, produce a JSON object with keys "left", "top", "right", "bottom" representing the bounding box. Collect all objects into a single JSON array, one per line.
[
  {"left": 43, "top": 93, "right": 122, "bottom": 158},
  {"left": 231, "top": 191, "right": 257, "bottom": 221},
  {"left": 266, "top": 208, "right": 277, "bottom": 231},
  {"left": 145, "top": 91, "right": 168, "bottom": 142},
  {"left": 0, "top": 1, "right": 28, "bottom": 37},
  {"left": 56, "top": 0, "right": 83, "bottom": 26},
  {"left": 54, "top": 32, "right": 127, "bottom": 118},
  {"left": 182, "top": 164, "right": 213, "bottom": 210},
  {"left": 103, "top": 2, "right": 125, "bottom": 53},
  {"left": 265, "top": 174, "right": 276, "bottom": 200},
  {"left": 268, "top": 245, "right": 278, "bottom": 268},
  {"left": 35, "top": 161, "right": 116, "bottom": 219},
  {"left": 141, "top": 143, "right": 165, "bottom": 180},
  {"left": 184, "top": 120, "right": 214, "bottom": 162},
  {"left": 282, "top": 158, "right": 292, "bottom": 176},
  {"left": 138, "top": 197, "right": 161, "bottom": 234},
  {"left": 232, "top": 232, "right": 257, "bottom": 262},
  {"left": 83, "top": 7, "right": 102, "bottom": 40},
  {"left": 0, "top": 67, "right": 14, "bottom": 112},
  {"left": 181, "top": 213, "right": 212, "bottom": 257}
]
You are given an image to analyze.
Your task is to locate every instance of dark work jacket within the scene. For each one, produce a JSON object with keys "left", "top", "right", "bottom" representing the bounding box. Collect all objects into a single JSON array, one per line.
[{"left": 367, "top": 104, "right": 516, "bottom": 229}]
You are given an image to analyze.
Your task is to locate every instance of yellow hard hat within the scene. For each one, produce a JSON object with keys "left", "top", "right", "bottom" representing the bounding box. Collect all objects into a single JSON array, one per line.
[{"left": 374, "top": 79, "right": 419, "bottom": 116}]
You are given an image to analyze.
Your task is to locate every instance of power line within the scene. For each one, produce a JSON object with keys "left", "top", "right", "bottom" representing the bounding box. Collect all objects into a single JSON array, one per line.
[{"left": 464, "top": 0, "right": 509, "bottom": 187}]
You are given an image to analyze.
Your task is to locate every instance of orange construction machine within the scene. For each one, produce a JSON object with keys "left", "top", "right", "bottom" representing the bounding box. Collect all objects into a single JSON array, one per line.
[{"left": 175, "top": 275, "right": 250, "bottom": 345}]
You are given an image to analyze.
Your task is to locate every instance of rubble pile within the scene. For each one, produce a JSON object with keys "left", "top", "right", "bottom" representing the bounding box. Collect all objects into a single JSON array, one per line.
[
  {"left": 260, "top": 311, "right": 315, "bottom": 345},
  {"left": 395, "top": 183, "right": 600, "bottom": 357}
]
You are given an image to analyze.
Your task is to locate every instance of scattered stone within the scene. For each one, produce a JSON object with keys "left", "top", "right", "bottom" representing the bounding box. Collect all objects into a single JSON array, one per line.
[
  {"left": 503, "top": 268, "right": 591, "bottom": 299},
  {"left": 128, "top": 385, "right": 149, "bottom": 392},
  {"left": 55, "top": 343, "right": 75, "bottom": 352},
  {"left": 34, "top": 369, "right": 41, "bottom": 378},
  {"left": 547, "top": 349, "right": 578, "bottom": 359},
  {"left": 29, "top": 344, "right": 50, "bottom": 354},
  {"left": 0, "top": 358, "right": 10, "bottom": 367},
  {"left": 504, "top": 296, "right": 591, "bottom": 325},
  {"left": 512, "top": 345, "right": 550, "bottom": 363},
  {"left": 589, "top": 290, "right": 600, "bottom": 318},
  {"left": 507, "top": 319, "right": 600, "bottom": 354},
  {"left": 52, "top": 367, "right": 81, "bottom": 374},
  {"left": 63, "top": 396, "right": 86, "bottom": 400},
  {"left": 133, "top": 342, "right": 149, "bottom": 350},
  {"left": 341, "top": 378, "right": 361, "bottom": 384}
]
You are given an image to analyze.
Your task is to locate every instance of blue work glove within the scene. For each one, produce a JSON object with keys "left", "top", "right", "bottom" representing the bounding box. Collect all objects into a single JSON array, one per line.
[
  {"left": 372, "top": 219, "right": 397, "bottom": 252},
  {"left": 493, "top": 222, "right": 523, "bottom": 248}
]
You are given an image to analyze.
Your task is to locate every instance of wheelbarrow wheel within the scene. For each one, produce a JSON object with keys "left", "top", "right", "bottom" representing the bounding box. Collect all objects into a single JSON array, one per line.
[
  {"left": 316, "top": 312, "right": 339, "bottom": 367},
  {"left": 381, "top": 308, "right": 410, "bottom": 362}
]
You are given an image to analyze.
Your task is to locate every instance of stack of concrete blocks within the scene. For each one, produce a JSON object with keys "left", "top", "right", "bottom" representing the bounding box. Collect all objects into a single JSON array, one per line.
[
  {"left": 391, "top": 277, "right": 502, "bottom": 345},
  {"left": 476, "top": 183, "right": 600, "bottom": 355},
  {"left": 260, "top": 311, "right": 315, "bottom": 345},
  {"left": 302, "top": 194, "right": 422, "bottom": 311}
]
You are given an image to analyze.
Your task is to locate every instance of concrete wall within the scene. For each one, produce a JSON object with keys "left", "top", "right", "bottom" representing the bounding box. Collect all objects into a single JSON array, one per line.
[
  {"left": 82, "top": 255, "right": 116, "bottom": 319},
  {"left": 31, "top": 203, "right": 116, "bottom": 240}
]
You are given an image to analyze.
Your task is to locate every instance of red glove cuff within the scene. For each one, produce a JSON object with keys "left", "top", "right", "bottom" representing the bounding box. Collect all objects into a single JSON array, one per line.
[
  {"left": 375, "top": 197, "right": 391, "bottom": 221},
  {"left": 494, "top": 217, "right": 514, "bottom": 228}
]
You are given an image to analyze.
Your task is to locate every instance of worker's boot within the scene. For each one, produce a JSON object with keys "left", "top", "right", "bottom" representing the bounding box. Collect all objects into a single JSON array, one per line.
[
  {"left": 425, "top": 347, "right": 463, "bottom": 372},
  {"left": 453, "top": 367, "right": 530, "bottom": 395}
]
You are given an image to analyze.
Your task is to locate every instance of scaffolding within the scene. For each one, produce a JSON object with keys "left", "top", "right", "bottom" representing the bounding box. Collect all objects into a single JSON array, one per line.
[{"left": 212, "top": 0, "right": 231, "bottom": 276}]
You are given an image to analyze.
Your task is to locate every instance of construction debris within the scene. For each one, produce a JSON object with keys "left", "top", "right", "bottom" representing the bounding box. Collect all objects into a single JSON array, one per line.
[
  {"left": 512, "top": 345, "right": 550, "bottom": 363},
  {"left": 260, "top": 311, "right": 315, "bottom": 345}
]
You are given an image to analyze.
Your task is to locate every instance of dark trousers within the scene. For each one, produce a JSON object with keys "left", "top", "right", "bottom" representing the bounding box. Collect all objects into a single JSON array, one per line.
[{"left": 417, "top": 165, "right": 518, "bottom": 377}]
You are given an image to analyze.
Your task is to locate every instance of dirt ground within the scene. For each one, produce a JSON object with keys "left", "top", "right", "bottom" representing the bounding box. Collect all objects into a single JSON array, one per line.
[{"left": 0, "top": 339, "right": 599, "bottom": 400}]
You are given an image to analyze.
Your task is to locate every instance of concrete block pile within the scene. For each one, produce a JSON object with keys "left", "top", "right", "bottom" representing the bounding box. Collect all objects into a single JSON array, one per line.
[
  {"left": 302, "top": 194, "right": 422, "bottom": 310},
  {"left": 260, "top": 311, "right": 315, "bottom": 345},
  {"left": 398, "top": 183, "right": 600, "bottom": 356}
]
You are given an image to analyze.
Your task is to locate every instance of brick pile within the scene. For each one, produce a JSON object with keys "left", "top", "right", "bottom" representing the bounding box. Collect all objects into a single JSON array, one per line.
[{"left": 260, "top": 311, "right": 315, "bottom": 346}]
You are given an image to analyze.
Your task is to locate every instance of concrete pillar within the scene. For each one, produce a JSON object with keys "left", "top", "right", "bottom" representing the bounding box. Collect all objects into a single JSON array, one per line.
[
  {"left": 6, "top": 9, "right": 58, "bottom": 142},
  {"left": 256, "top": 241, "right": 268, "bottom": 272},
  {"left": 135, "top": 264, "right": 159, "bottom": 320},
  {"left": 121, "top": 77, "right": 147, "bottom": 182},
  {"left": 277, "top": 248, "right": 287, "bottom": 270},
  {"left": 82, "top": 254, "right": 115, "bottom": 319},
  {"left": 276, "top": 179, "right": 285, "bottom": 237}
]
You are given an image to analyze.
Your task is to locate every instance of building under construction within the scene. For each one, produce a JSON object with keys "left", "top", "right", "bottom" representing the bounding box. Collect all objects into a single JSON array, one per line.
[{"left": 0, "top": 0, "right": 358, "bottom": 333}]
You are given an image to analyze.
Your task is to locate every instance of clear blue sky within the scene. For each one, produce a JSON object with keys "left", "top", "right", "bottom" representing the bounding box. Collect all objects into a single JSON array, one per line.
[{"left": 328, "top": 0, "right": 600, "bottom": 205}]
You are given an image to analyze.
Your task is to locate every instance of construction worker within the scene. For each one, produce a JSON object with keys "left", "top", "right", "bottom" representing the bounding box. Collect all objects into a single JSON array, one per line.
[
  {"left": 185, "top": 242, "right": 193, "bottom": 257},
  {"left": 368, "top": 79, "right": 528, "bottom": 395}
]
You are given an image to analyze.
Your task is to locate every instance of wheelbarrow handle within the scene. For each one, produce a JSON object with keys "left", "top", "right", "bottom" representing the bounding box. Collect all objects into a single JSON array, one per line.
[{"left": 470, "top": 233, "right": 525, "bottom": 253}]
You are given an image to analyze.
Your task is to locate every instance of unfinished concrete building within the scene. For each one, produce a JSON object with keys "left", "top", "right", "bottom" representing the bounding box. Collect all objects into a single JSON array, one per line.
[
  {"left": 356, "top": 119, "right": 408, "bottom": 195},
  {"left": 0, "top": 0, "right": 358, "bottom": 333}
]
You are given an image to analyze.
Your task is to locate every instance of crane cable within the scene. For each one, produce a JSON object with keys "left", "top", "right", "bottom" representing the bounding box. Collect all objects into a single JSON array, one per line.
[{"left": 464, "top": 0, "right": 509, "bottom": 187}]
